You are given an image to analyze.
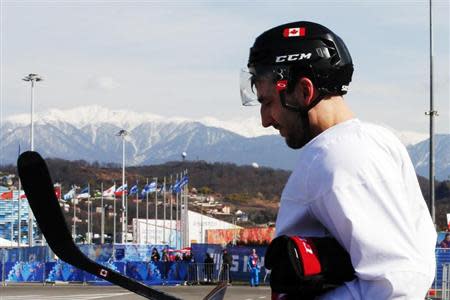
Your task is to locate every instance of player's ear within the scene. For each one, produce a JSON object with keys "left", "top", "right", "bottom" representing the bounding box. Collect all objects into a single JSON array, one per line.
[{"left": 292, "top": 77, "right": 315, "bottom": 107}]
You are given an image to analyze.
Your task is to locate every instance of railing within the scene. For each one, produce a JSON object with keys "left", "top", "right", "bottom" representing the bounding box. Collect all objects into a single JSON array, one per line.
[
  {"left": 187, "top": 263, "right": 229, "bottom": 285},
  {"left": 442, "top": 263, "right": 450, "bottom": 300}
]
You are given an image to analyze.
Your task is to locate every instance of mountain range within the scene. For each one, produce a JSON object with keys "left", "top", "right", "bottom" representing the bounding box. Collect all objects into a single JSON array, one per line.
[{"left": 1, "top": 106, "right": 448, "bottom": 180}]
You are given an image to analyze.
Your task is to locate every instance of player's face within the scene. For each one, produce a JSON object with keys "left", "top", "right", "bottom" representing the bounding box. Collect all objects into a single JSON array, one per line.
[{"left": 255, "top": 79, "right": 310, "bottom": 149}]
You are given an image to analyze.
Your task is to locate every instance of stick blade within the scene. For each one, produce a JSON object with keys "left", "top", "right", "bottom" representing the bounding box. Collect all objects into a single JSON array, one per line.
[{"left": 202, "top": 282, "right": 228, "bottom": 300}]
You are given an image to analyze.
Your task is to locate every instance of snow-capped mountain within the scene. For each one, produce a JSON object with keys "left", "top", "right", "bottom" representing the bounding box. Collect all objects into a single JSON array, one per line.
[
  {"left": 1, "top": 106, "right": 295, "bottom": 168},
  {"left": 5, "top": 105, "right": 276, "bottom": 138},
  {"left": 1, "top": 106, "right": 448, "bottom": 180}
]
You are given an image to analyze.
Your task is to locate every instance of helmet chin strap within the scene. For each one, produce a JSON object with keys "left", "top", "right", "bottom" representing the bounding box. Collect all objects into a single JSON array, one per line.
[{"left": 278, "top": 88, "right": 326, "bottom": 117}]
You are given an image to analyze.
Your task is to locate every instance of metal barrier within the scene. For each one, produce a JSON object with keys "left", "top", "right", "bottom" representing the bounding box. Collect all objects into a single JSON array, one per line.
[
  {"left": 218, "top": 263, "right": 230, "bottom": 283},
  {"left": 442, "top": 263, "right": 450, "bottom": 300},
  {"left": 187, "top": 263, "right": 228, "bottom": 285}
]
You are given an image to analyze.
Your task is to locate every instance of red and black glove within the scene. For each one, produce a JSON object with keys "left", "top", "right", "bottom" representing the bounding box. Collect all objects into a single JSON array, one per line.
[{"left": 265, "top": 235, "right": 356, "bottom": 300}]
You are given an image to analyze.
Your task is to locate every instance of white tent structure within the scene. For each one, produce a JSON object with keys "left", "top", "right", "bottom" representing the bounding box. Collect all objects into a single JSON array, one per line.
[{"left": 0, "top": 236, "right": 15, "bottom": 247}]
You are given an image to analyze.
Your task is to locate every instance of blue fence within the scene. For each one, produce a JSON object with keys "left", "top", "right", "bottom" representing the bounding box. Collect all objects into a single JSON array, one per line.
[
  {"left": 2, "top": 242, "right": 448, "bottom": 289},
  {"left": 0, "top": 244, "right": 192, "bottom": 285}
]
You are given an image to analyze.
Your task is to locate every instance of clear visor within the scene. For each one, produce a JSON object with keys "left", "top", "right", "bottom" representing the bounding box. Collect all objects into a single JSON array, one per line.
[
  {"left": 240, "top": 66, "right": 290, "bottom": 106},
  {"left": 240, "top": 68, "right": 258, "bottom": 106}
]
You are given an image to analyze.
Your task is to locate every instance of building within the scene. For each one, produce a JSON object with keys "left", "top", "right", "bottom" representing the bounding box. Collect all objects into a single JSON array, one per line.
[
  {"left": 0, "top": 189, "right": 37, "bottom": 244},
  {"left": 133, "top": 210, "right": 242, "bottom": 247}
]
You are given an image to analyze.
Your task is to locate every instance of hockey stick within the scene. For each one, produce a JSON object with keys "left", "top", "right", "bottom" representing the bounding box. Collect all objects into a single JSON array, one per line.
[{"left": 18, "top": 151, "right": 227, "bottom": 300}]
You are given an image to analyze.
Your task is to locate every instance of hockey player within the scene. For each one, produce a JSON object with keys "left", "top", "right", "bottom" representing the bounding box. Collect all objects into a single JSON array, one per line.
[{"left": 240, "top": 21, "right": 436, "bottom": 299}]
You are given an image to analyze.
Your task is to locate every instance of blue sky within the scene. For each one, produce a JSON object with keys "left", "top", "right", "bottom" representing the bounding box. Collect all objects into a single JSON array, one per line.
[{"left": 1, "top": 0, "right": 449, "bottom": 135}]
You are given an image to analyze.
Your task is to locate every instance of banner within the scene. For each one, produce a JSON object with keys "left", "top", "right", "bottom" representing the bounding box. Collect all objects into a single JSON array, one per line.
[
  {"left": 46, "top": 261, "right": 84, "bottom": 282},
  {"left": 206, "top": 227, "right": 275, "bottom": 245},
  {"left": 5, "top": 261, "right": 45, "bottom": 282}
]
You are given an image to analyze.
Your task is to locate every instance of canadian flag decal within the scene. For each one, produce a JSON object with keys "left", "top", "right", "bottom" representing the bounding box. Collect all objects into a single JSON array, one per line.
[{"left": 283, "top": 27, "right": 306, "bottom": 37}]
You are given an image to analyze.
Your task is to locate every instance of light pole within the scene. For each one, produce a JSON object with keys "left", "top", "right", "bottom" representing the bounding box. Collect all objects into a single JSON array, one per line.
[
  {"left": 22, "top": 73, "right": 43, "bottom": 151},
  {"left": 425, "top": 0, "right": 438, "bottom": 225},
  {"left": 22, "top": 73, "right": 43, "bottom": 247},
  {"left": 116, "top": 129, "right": 128, "bottom": 243}
]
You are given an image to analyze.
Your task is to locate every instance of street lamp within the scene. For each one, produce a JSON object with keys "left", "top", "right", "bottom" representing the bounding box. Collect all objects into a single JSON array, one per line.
[
  {"left": 116, "top": 129, "right": 128, "bottom": 243},
  {"left": 22, "top": 73, "right": 43, "bottom": 248},
  {"left": 22, "top": 73, "right": 43, "bottom": 151}
]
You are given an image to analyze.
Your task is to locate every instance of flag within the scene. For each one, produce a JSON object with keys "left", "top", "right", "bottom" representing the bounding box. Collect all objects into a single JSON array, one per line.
[
  {"left": 283, "top": 27, "right": 306, "bottom": 37},
  {"left": 54, "top": 184, "right": 62, "bottom": 200},
  {"left": 447, "top": 214, "right": 450, "bottom": 230},
  {"left": 77, "top": 186, "right": 90, "bottom": 199},
  {"left": 94, "top": 190, "right": 102, "bottom": 198},
  {"left": 63, "top": 188, "right": 76, "bottom": 201},
  {"left": 102, "top": 184, "right": 116, "bottom": 198},
  {"left": 141, "top": 181, "right": 156, "bottom": 197},
  {"left": 0, "top": 191, "right": 13, "bottom": 200},
  {"left": 128, "top": 185, "right": 138, "bottom": 195},
  {"left": 115, "top": 184, "right": 128, "bottom": 197},
  {"left": 173, "top": 175, "right": 189, "bottom": 193}
]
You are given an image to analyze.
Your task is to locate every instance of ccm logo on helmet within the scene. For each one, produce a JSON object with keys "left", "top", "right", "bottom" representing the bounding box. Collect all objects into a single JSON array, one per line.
[{"left": 275, "top": 53, "right": 312, "bottom": 63}]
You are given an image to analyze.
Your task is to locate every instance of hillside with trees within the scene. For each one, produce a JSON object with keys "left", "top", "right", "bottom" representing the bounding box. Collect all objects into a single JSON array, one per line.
[{"left": 1, "top": 158, "right": 449, "bottom": 230}]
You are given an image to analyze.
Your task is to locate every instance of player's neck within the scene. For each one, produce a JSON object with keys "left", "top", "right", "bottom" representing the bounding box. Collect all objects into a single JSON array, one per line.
[{"left": 308, "top": 96, "right": 354, "bottom": 136}]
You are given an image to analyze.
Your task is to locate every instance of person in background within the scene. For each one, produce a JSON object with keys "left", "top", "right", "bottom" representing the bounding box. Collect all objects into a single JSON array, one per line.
[
  {"left": 247, "top": 248, "right": 260, "bottom": 287},
  {"left": 440, "top": 234, "right": 450, "bottom": 248},
  {"left": 161, "top": 248, "right": 170, "bottom": 285},
  {"left": 222, "top": 249, "right": 233, "bottom": 285},
  {"left": 204, "top": 252, "right": 214, "bottom": 283},
  {"left": 151, "top": 248, "right": 160, "bottom": 262}
]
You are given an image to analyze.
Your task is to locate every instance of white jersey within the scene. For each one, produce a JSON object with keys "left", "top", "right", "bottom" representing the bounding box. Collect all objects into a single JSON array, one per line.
[{"left": 276, "top": 118, "right": 436, "bottom": 300}]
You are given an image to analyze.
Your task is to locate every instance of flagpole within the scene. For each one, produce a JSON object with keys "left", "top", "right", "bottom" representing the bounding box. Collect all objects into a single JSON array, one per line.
[
  {"left": 87, "top": 183, "right": 91, "bottom": 244},
  {"left": 135, "top": 181, "right": 139, "bottom": 244},
  {"left": 90, "top": 185, "right": 93, "bottom": 243},
  {"left": 146, "top": 178, "right": 149, "bottom": 245},
  {"left": 169, "top": 175, "right": 173, "bottom": 248},
  {"left": 154, "top": 177, "right": 158, "bottom": 245},
  {"left": 179, "top": 172, "right": 183, "bottom": 248},
  {"left": 113, "top": 181, "right": 116, "bottom": 245},
  {"left": 176, "top": 174, "right": 179, "bottom": 249},
  {"left": 183, "top": 172, "right": 186, "bottom": 248},
  {"left": 184, "top": 170, "right": 189, "bottom": 247},
  {"left": 163, "top": 176, "right": 166, "bottom": 245},
  {"left": 125, "top": 181, "right": 128, "bottom": 244},
  {"left": 183, "top": 171, "right": 186, "bottom": 248},
  {"left": 180, "top": 171, "right": 184, "bottom": 248},
  {"left": 101, "top": 183, "right": 104, "bottom": 244},
  {"left": 72, "top": 187, "right": 77, "bottom": 240},
  {"left": 18, "top": 180, "right": 21, "bottom": 247}
]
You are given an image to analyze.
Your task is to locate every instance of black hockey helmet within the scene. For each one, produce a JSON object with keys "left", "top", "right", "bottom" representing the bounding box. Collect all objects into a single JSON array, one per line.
[{"left": 240, "top": 21, "right": 354, "bottom": 110}]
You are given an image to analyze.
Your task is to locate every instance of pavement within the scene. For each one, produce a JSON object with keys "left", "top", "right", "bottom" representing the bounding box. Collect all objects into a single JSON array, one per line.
[{"left": 0, "top": 284, "right": 271, "bottom": 300}]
